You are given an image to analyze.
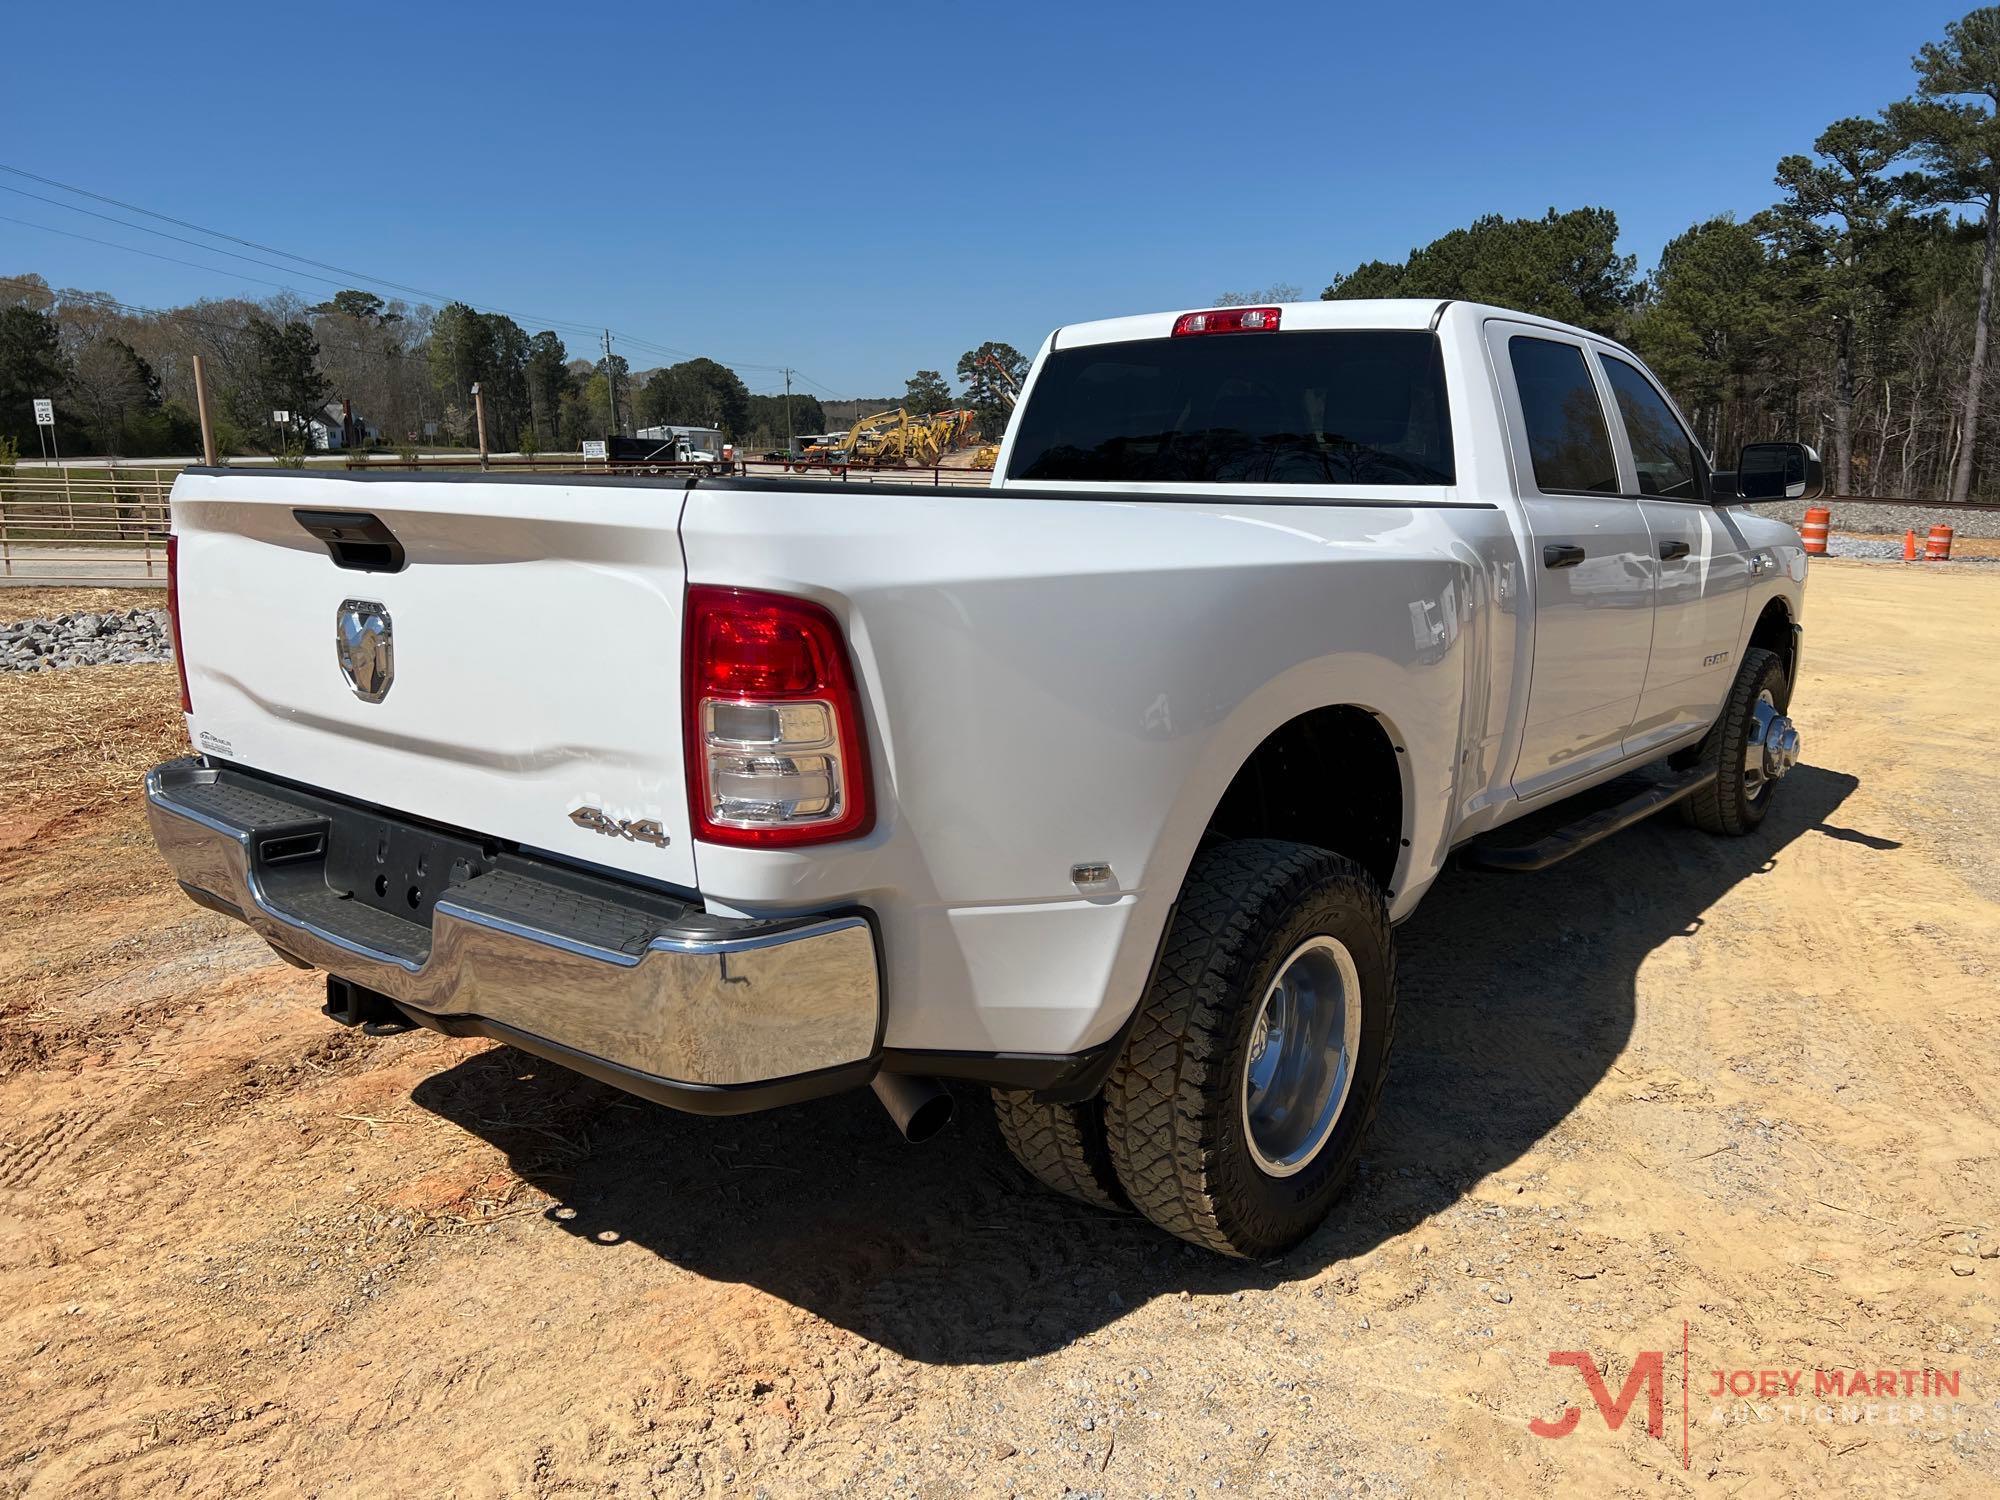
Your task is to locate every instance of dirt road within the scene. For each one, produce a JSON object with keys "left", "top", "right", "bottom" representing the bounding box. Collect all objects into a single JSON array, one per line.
[{"left": 3, "top": 563, "right": 1996, "bottom": 1498}]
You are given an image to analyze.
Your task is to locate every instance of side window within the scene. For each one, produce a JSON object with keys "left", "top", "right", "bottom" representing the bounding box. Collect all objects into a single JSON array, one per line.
[
  {"left": 1601, "top": 354, "right": 1701, "bottom": 499},
  {"left": 1507, "top": 337, "right": 1618, "bottom": 494}
]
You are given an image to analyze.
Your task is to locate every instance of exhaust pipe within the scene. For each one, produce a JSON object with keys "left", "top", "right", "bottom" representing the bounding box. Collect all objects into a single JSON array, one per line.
[{"left": 871, "top": 1072, "right": 954, "bottom": 1143}]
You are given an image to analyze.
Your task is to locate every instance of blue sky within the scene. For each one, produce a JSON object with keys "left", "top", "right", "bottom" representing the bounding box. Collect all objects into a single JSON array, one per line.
[{"left": 3, "top": 0, "right": 1969, "bottom": 399}]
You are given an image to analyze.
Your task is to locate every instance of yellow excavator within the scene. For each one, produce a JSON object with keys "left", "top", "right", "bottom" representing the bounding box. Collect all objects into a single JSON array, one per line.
[
  {"left": 801, "top": 406, "right": 986, "bottom": 470},
  {"left": 846, "top": 408, "right": 982, "bottom": 469},
  {"left": 846, "top": 408, "right": 910, "bottom": 466},
  {"left": 797, "top": 409, "right": 904, "bottom": 468},
  {"left": 898, "top": 409, "right": 954, "bottom": 467},
  {"left": 932, "top": 408, "right": 978, "bottom": 457}
]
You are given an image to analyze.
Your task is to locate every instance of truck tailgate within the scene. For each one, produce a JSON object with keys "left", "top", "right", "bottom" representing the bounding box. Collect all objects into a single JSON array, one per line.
[{"left": 169, "top": 471, "right": 699, "bottom": 890}]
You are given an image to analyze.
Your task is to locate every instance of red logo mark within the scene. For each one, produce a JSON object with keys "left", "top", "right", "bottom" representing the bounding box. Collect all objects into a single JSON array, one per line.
[
  {"left": 1530, "top": 1350, "right": 1666, "bottom": 1440},
  {"left": 1531, "top": 1321, "right": 1690, "bottom": 1468}
]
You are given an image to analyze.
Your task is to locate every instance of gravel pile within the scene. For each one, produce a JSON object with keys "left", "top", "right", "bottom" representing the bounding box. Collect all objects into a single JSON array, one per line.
[
  {"left": 1, "top": 609, "right": 173, "bottom": 672},
  {"left": 1818, "top": 535, "right": 2000, "bottom": 564},
  {"left": 1826, "top": 535, "right": 1908, "bottom": 560}
]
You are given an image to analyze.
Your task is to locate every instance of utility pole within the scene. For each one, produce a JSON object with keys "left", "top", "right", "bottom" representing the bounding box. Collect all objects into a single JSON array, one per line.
[
  {"left": 191, "top": 356, "right": 218, "bottom": 465},
  {"left": 472, "top": 382, "right": 489, "bottom": 470},
  {"left": 602, "top": 329, "right": 620, "bottom": 436},
  {"left": 783, "top": 367, "right": 795, "bottom": 455}
]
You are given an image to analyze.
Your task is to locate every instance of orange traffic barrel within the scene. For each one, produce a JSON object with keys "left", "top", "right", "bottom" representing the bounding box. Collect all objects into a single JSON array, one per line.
[
  {"left": 1800, "top": 506, "right": 1831, "bottom": 555},
  {"left": 1904, "top": 530, "right": 1918, "bottom": 561},
  {"left": 1925, "top": 524, "right": 1954, "bottom": 562}
]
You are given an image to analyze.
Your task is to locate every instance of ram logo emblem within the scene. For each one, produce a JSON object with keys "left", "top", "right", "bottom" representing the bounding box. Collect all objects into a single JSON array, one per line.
[{"left": 336, "top": 600, "right": 394, "bottom": 703}]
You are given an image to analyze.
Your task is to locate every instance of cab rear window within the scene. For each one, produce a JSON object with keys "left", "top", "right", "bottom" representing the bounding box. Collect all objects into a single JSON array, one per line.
[{"left": 1006, "top": 330, "right": 1455, "bottom": 486}]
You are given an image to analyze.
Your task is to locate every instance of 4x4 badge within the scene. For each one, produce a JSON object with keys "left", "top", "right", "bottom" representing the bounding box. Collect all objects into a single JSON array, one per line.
[{"left": 569, "top": 805, "right": 671, "bottom": 848}]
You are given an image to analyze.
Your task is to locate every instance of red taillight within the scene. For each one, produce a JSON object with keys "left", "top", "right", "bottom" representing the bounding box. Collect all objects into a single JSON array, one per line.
[
  {"left": 683, "top": 585, "right": 873, "bottom": 847},
  {"left": 1171, "top": 306, "right": 1282, "bottom": 337},
  {"left": 691, "top": 600, "right": 840, "bottom": 696},
  {"left": 166, "top": 533, "right": 192, "bottom": 713}
]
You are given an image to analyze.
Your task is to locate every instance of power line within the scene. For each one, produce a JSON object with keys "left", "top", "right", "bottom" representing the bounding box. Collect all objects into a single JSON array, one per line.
[
  {"left": 0, "top": 161, "right": 843, "bottom": 389},
  {"left": 1, "top": 212, "right": 336, "bottom": 299},
  {"left": 785, "top": 369, "right": 851, "bottom": 398},
  {"left": 0, "top": 162, "right": 479, "bottom": 311},
  {"left": 2, "top": 207, "right": 820, "bottom": 387},
  {"left": 0, "top": 183, "right": 402, "bottom": 297}
]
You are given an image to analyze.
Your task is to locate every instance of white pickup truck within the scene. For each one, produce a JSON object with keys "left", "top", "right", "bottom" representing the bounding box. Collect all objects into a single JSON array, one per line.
[{"left": 147, "top": 299, "right": 1817, "bottom": 1257}]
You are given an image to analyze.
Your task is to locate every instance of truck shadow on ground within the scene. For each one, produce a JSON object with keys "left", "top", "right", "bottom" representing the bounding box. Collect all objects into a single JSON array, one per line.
[{"left": 410, "top": 764, "right": 1866, "bottom": 1365}]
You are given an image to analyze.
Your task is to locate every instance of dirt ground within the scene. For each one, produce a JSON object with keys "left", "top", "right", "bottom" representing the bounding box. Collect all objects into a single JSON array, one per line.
[{"left": 2, "top": 562, "right": 1996, "bottom": 1498}]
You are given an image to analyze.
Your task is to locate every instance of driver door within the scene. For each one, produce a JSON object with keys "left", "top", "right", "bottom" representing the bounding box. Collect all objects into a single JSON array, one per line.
[{"left": 1592, "top": 348, "right": 1752, "bottom": 757}]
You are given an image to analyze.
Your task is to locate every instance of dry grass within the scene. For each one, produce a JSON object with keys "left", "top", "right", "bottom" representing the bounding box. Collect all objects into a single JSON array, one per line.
[
  {"left": 0, "top": 662, "right": 185, "bottom": 816},
  {"left": 0, "top": 586, "right": 165, "bottom": 624}
]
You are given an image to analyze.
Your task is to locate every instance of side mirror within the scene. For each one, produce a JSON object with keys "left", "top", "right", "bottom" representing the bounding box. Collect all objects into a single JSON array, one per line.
[{"left": 1733, "top": 442, "right": 1825, "bottom": 502}]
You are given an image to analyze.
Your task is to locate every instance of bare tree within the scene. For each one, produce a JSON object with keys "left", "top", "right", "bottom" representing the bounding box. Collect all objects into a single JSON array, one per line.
[
  {"left": 1889, "top": 7, "right": 2000, "bottom": 502},
  {"left": 1214, "top": 283, "right": 1302, "bottom": 305}
]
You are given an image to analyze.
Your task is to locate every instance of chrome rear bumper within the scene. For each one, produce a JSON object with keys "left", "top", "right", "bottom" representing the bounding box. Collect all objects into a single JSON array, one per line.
[{"left": 145, "top": 758, "right": 881, "bottom": 1109}]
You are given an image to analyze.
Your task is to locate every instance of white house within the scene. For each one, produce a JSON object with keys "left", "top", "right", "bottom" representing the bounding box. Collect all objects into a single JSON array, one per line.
[{"left": 309, "top": 401, "right": 377, "bottom": 451}]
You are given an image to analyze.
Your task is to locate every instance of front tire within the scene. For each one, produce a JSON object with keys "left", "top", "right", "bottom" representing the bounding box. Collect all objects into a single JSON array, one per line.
[
  {"left": 1680, "top": 647, "right": 1795, "bottom": 835},
  {"left": 1103, "top": 840, "right": 1396, "bottom": 1259}
]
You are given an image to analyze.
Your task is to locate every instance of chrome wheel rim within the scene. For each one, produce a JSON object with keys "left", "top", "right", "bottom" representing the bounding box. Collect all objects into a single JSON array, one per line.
[
  {"left": 1743, "top": 689, "right": 1800, "bottom": 801},
  {"left": 1240, "top": 936, "right": 1363, "bottom": 1178}
]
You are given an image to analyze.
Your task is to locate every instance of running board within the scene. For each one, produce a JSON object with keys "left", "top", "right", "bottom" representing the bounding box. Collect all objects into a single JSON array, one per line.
[{"left": 1455, "top": 765, "right": 1718, "bottom": 873}]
